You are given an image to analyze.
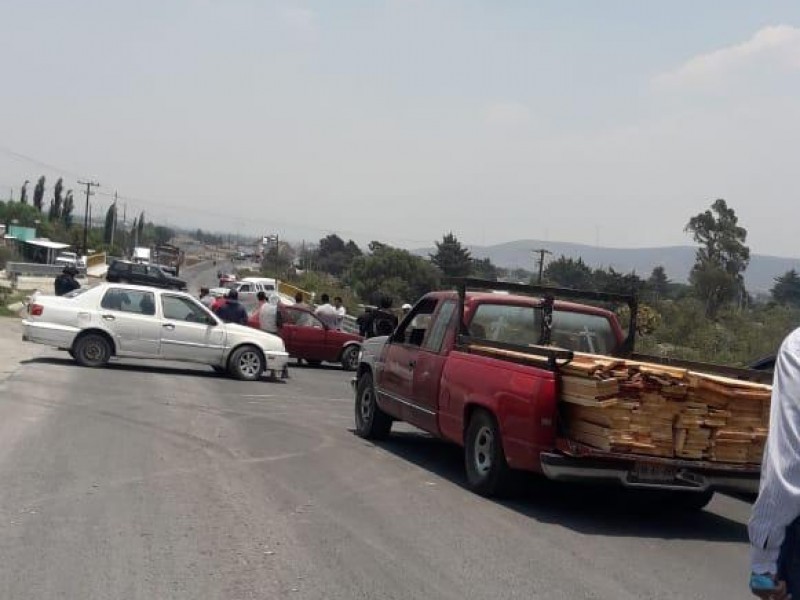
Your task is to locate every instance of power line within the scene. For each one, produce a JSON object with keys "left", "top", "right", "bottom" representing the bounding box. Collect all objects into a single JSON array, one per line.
[{"left": 0, "top": 145, "right": 436, "bottom": 246}]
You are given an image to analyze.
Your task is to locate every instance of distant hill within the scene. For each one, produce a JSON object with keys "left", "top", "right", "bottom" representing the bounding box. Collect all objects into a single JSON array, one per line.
[{"left": 415, "top": 239, "right": 800, "bottom": 293}]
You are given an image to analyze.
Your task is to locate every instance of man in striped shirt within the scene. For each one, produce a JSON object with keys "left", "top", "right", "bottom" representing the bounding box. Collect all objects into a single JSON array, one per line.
[{"left": 749, "top": 327, "right": 800, "bottom": 599}]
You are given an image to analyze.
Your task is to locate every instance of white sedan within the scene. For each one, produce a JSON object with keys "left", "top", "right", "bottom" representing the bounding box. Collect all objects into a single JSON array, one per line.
[{"left": 22, "top": 283, "right": 289, "bottom": 381}]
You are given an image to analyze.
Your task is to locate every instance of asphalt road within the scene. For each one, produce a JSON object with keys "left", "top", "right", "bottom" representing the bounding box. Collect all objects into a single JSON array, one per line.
[{"left": 0, "top": 264, "right": 755, "bottom": 599}]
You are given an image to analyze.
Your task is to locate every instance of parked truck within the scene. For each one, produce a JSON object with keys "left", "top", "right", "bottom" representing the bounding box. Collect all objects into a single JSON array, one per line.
[
  {"left": 153, "top": 244, "right": 184, "bottom": 277},
  {"left": 353, "top": 278, "right": 770, "bottom": 508}
]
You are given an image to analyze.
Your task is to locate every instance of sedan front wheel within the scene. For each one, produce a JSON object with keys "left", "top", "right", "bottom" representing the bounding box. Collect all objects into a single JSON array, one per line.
[{"left": 228, "top": 345, "right": 264, "bottom": 381}]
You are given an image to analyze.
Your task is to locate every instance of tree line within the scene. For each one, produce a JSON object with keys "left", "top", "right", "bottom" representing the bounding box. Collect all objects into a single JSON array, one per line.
[
  {"left": 1, "top": 176, "right": 174, "bottom": 259},
  {"left": 261, "top": 198, "right": 798, "bottom": 365}
]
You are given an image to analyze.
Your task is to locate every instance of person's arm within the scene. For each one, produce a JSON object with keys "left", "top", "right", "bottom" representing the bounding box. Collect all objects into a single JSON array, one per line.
[{"left": 749, "top": 330, "right": 800, "bottom": 585}]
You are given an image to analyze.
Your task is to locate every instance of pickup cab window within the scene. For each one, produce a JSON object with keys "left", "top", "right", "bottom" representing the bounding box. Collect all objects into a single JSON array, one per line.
[
  {"left": 469, "top": 303, "right": 617, "bottom": 354},
  {"left": 470, "top": 303, "right": 541, "bottom": 346},
  {"left": 551, "top": 310, "right": 616, "bottom": 354}
]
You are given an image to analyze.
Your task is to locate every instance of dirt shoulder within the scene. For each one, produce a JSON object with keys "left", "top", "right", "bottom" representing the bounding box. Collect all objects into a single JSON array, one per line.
[{"left": 0, "top": 317, "right": 44, "bottom": 383}]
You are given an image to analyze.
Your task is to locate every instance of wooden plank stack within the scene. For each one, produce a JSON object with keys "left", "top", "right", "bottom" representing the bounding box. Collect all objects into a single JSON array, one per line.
[{"left": 560, "top": 353, "right": 771, "bottom": 464}]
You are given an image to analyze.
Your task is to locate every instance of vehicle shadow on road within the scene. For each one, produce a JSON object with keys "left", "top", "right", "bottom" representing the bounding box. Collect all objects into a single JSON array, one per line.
[
  {"left": 20, "top": 356, "right": 287, "bottom": 383},
  {"left": 373, "top": 431, "right": 749, "bottom": 544}
]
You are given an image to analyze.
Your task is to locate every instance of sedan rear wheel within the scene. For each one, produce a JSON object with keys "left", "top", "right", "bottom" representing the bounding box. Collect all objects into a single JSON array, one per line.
[
  {"left": 73, "top": 334, "right": 112, "bottom": 368},
  {"left": 229, "top": 345, "right": 264, "bottom": 381}
]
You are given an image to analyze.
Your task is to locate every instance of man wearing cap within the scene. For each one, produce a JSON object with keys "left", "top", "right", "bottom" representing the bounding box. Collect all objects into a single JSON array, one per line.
[{"left": 54, "top": 266, "right": 80, "bottom": 296}]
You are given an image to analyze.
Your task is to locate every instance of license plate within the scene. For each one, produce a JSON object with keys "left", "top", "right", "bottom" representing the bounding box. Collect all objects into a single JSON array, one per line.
[{"left": 632, "top": 462, "right": 677, "bottom": 483}]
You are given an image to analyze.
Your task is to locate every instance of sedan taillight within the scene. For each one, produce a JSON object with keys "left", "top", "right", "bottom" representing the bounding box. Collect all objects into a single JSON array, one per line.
[{"left": 29, "top": 304, "right": 44, "bottom": 316}]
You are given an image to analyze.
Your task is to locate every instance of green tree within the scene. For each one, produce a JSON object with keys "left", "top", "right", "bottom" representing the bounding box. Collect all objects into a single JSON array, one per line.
[
  {"left": 153, "top": 225, "right": 174, "bottom": 246},
  {"left": 471, "top": 257, "right": 499, "bottom": 280},
  {"left": 312, "top": 234, "right": 362, "bottom": 276},
  {"left": 347, "top": 242, "right": 440, "bottom": 305},
  {"left": 103, "top": 203, "right": 117, "bottom": 245},
  {"left": 772, "top": 269, "right": 800, "bottom": 307},
  {"left": 32, "top": 176, "right": 45, "bottom": 212},
  {"left": 646, "top": 266, "right": 670, "bottom": 300},
  {"left": 0, "top": 200, "right": 43, "bottom": 227},
  {"left": 430, "top": 232, "right": 472, "bottom": 278},
  {"left": 19, "top": 180, "right": 29, "bottom": 205},
  {"left": 543, "top": 256, "right": 594, "bottom": 289},
  {"left": 685, "top": 199, "right": 750, "bottom": 319},
  {"left": 48, "top": 177, "right": 64, "bottom": 221},
  {"left": 136, "top": 212, "right": 145, "bottom": 243},
  {"left": 592, "top": 267, "right": 644, "bottom": 295},
  {"left": 61, "top": 190, "right": 74, "bottom": 228}
]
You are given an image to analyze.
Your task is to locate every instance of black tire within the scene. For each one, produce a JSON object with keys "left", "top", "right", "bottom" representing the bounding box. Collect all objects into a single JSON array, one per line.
[
  {"left": 72, "top": 333, "right": 112, "bottom": 368},
  {"left": 228, "top": 345, "right": 264, "bottom": 381},
  {"left": 464, "top": 410, "right": 511, "bottom": 497},
  {"left": 306, "top": 359, "right": 322, "bottom": 368},
  {"left": 340, "top": 346, "right": 360, "bottom": 371},
  {"left": 354, "top": 374, "right": 392, "bottom": 440}
]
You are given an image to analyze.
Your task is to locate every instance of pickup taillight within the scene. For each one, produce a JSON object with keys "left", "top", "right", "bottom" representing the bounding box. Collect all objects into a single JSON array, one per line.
[{"left": 29, "top": 304, "right": 44, "bottom": 316}]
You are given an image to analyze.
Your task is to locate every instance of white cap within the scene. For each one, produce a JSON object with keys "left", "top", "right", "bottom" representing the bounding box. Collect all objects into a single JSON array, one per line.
[{"left": 402, "top": 303, "right": 412, "bottom": 310}]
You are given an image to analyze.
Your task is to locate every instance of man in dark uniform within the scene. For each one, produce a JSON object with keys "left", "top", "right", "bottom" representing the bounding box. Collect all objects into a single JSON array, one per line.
[
  {"left": 362, "top": 296, "right": 398, "bottom": 339},
  {"left": 216, "top": 289, "right": 248, "bottom": 325},
  {"left": 54, "top": 266, "right": 80, "bottom": 296}
]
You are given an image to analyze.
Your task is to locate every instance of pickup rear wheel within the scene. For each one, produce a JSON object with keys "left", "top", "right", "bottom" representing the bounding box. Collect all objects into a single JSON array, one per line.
[
  {"left": 464, "top": 410, "right": 511, "bottom": 497},
  {"left": 355, "top": 374, "right": 392, "bottom": 440}
]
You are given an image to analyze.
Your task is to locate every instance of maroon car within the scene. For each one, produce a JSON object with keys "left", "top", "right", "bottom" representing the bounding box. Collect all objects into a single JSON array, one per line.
[{"left": 278, "top": 305, "right": 362, "bottom": 371}]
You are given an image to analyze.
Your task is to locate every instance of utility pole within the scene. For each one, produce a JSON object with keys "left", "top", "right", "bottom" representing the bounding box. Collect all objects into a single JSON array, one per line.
[
  {"left": 78, "top": 180, "right": 99, "bottom": 255},
  {"left": 532, "top": 248, "right": 552, "bottom": 284},
  {"left": 110, "top": 191, "right": 118, "bottom": 247}
]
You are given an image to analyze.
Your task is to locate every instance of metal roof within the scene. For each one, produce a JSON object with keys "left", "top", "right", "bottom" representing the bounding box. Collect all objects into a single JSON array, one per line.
[{"left": 24, "top": 238, "right": 72, "bottom": 250}]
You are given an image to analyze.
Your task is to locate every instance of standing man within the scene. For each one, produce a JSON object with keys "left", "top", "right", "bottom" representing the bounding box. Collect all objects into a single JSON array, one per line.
[
  {"left": 294, "top": 291, "right": 310, "bottom": 310},
  {"left": 259, "top": 294, "right": 282, "bottom": 334},
  {"left": 362, "top": 296, "right": 398, "bottom": 339},
  {"left": 216, "top": 290, "right": 248, "bottom": 325},
  {"left": 315, "top": 293, "right": 339, "bottom": 329},
  {"left": 333, "top": 296, "right": 347, "bottom": 330},
  {"left": 199, "top": 287, "right": 214, "bottom": 309},
  {"left": 749, "top": 327, "right": 800, "bottom": 600},
  {"left": 248, "top": 290, "right": 268, "bottom": 328},
  {"left": 54, "top": 266, "right": 80, "bottom": 296}
]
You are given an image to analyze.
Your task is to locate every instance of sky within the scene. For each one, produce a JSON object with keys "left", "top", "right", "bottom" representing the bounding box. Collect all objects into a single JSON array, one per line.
[{"left": 1, "top": 1, "right": 799, "bottom": 256}]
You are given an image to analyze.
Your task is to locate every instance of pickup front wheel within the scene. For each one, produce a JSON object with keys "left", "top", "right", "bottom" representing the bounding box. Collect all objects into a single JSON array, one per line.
[
  {"left": 465, "top": 410, "right": 511, "bottom": 497},
  {"left": 355, "top": 374, "right": 392, "bottom": 440}
]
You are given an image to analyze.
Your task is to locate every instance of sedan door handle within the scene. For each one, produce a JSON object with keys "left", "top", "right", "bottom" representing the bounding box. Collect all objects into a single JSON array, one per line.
[
  {"left": 162, "top": 323, "right": 175, "bottom": 330},
  {"left": 102, "top": 314, "right": 115, "bottom": 321}
]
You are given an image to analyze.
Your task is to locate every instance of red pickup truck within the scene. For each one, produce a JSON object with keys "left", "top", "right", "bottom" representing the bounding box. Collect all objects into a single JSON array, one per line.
[{"left": 353, "top": 279, "right": 768, "bottom": 507}]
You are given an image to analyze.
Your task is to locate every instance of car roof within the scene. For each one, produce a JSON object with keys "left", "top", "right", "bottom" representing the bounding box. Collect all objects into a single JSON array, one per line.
[{"left": 97, "top": 282, "right": 188, "bottom": 295}]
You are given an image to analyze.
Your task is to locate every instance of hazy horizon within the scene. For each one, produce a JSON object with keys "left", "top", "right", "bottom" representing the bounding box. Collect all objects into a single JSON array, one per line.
[{"left": 2, "top": 2, "right": 799, "bottom": 256}]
